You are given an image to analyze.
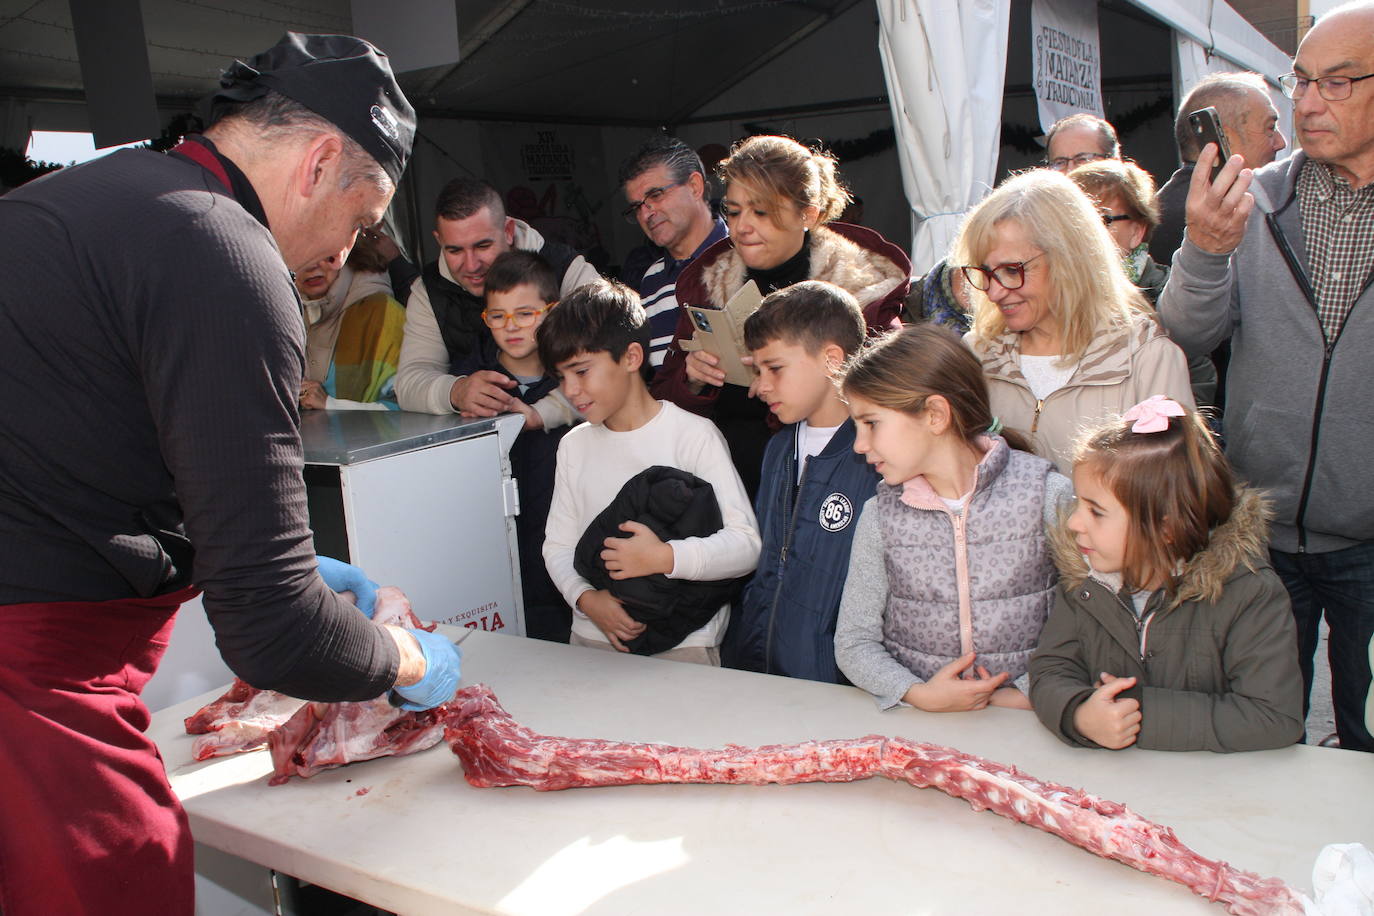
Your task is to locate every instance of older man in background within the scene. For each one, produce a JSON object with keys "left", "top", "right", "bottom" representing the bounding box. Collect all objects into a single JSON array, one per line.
[
  {"left": 1152, "top": 71, "right": 1287, "bottom": 264},
  {"left": 1043, "top": 112, "right": 1121, "bottom": 172}
]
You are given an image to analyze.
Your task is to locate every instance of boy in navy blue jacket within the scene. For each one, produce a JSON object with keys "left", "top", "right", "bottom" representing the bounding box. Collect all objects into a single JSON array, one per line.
[
  {"left": 455, "top": 250, "right": 577, "bottom": 642},
  {"left": 724, "top": 281, "right": 879, "bottom": 682}
]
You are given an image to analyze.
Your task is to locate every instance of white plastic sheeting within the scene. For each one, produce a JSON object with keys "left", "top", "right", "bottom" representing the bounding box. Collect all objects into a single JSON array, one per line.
[{"left": 877, "top": 0, "right": 1011, "bottom": 274}]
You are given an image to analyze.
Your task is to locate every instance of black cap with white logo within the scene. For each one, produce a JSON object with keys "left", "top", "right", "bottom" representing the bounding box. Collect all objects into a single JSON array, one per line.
[{"left": 207, "top": 32, "right": 416, "bottom": 184}]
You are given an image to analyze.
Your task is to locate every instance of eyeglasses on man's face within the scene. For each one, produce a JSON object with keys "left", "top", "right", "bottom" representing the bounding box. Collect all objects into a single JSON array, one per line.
[
  {"left": 1278, "top": 71, "right": 1374, "bottom": 101},
  {"left": 622, "top": 180, "right": 686, "bottom": 223},
  {"left": 960, "top": 253, "right": 1046, "bottom": 292},
  {"left": 481, "top": 304, "right": 553, "bottom": 329},
  {"left": 1045, "top": 151, "right": 1110, "bottom": 172}
]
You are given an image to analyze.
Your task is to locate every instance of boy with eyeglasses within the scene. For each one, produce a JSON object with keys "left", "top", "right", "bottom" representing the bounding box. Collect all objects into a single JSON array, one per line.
[{"left": 456, "top": 250, "right": 580, "bottom": 641}]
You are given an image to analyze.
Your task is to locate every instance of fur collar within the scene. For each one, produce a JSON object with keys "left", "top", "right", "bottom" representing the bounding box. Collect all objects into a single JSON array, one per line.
[
  {"left": 1050, "top": 485, "right": 1273, "bottom": 606},
  {"left": 697, "top": 225, "right": 906, "bottom": 310}
]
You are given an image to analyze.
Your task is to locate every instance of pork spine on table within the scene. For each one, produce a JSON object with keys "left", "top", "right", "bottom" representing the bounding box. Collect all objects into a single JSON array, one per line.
[{"left": 442, "top": 685, "right": 1307, "bottom": 916}]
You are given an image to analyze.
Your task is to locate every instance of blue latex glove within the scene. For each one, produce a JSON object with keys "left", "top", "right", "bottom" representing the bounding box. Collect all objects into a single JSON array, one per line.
[
  {"left": 316, "top": 555, "right": 379, "bottom": 619},
  {"left": 391, "top": 629, "right": 463, "bottom": 710}
]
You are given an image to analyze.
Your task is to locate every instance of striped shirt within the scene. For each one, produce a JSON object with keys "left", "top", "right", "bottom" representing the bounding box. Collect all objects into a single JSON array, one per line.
[
  {"left": 639, "top": 218, "right": 728, "bottom": 366},
  {"left": 1297, "top": 158, "right": 1374, "bottom": 343}
]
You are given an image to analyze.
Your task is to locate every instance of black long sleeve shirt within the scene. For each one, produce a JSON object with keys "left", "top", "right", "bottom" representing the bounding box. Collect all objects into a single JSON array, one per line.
[{"left": 0, "top": 141, "right": 399, "bottom": 701}]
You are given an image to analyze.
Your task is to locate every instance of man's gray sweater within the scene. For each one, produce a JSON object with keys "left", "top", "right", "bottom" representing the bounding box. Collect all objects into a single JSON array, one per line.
[{"left": 1158, "top": 151, "right": 1374, "bottom": 554}]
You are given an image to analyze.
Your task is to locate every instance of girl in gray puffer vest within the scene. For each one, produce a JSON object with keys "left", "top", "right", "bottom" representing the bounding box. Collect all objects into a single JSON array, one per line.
[{"left": 835, "top": 326, "right": 1072, "bottom": 711}]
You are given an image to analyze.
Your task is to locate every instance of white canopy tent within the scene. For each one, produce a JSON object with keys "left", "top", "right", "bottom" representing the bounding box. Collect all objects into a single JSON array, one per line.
[
  {"left": 877, "top": 0, "right": 1010, "bottom": 274},
  {"left": 880, "top": 0, "right": 1295, "bottom": 274}
]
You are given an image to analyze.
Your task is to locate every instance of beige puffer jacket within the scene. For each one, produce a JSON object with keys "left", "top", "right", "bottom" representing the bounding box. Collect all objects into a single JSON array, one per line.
[{"left": 965, "top": 312, "right": 1194, "bottom": 474}]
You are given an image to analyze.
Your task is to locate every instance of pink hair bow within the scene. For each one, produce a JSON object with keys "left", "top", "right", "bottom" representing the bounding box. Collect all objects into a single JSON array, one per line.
[{"left": 1123, "top": 395, "right": 1186, "bottom": 433}]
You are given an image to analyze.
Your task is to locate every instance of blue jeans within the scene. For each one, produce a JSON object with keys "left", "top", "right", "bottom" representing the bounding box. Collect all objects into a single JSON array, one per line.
[{"left": 1270, "top": 542, "right": 1374, "bottom": 752}]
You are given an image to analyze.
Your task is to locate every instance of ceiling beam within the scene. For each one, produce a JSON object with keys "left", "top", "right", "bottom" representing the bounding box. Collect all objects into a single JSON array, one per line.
[
  {"left": 415, "top": 0, "right": 536, "bottom": 101},
  {"left": 0, "top": 84, "right": 199, "bottom": 112},
  {"left": 675, "top": 94, "right": 888, "bottom": 126},
  {"left": 664, "top": 0, "right": 866, "bottom": 128},
  {"left": 416, "top": 105, "right": 661, "bottom": 128}
]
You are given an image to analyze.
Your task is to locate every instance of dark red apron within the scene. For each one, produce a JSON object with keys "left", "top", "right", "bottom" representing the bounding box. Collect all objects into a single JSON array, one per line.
[{"left": 0, "top": 586, "right": 200, "bottom": 916}]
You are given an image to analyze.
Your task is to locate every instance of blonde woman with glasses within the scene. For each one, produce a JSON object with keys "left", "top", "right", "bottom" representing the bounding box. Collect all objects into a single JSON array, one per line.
[{"left": 955, "top": 169, "right": 1194, "bottom": 473}]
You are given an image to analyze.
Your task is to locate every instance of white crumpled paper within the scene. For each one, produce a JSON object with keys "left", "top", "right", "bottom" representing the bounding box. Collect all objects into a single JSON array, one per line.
[{"left": 1304, "top": 844, "right": 1374, "bottom": 916}]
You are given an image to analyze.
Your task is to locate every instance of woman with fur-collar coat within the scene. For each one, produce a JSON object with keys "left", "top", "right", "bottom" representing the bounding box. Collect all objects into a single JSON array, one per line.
[
  {"left": 650, "top": 136, "right": 909, "bottom": 497},
  {"left": 653, "top": 221, "right": 908, "bottom": 495},
  {"left": 1029, "top": 486, "right": 1304, "bottom": 753},
  {"left": 653, "top": 227, "right": 908, "bottom": 494}
]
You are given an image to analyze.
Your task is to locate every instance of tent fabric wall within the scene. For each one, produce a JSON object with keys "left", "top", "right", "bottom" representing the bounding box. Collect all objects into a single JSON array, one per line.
[
  {"left": 878, "top": 0, "right": 1011, "bottom": 275},
  {"left": 1130, "top": 0, "right": 1292, "bottom": 81}
]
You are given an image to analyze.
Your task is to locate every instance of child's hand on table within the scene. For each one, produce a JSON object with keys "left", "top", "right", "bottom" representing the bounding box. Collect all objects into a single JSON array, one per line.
[
  {"left": 904, "top": 652, "right": 1010, "bottom": 712},
  {"left": 1073, "top": 673, "right": 1141, "bottom": 749},
  {"left": 510, "top": 399, "right": 543, "bottom": 430},
  {"left": 602, "top": 521, "right": 675, "bottom": 579},
  {"left": 576, "top": 589, "right": 645, "bottom": 652}
]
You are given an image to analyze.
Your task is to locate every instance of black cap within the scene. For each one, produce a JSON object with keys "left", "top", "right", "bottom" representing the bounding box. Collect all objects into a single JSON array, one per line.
[{"left": 207, "top": 33, "right": 416, "bottom": 185}]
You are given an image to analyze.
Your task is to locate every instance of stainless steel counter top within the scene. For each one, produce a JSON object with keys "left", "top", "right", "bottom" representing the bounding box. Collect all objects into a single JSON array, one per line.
[{"left": 300, "top": 410, "right": 502, "bottom": 466}]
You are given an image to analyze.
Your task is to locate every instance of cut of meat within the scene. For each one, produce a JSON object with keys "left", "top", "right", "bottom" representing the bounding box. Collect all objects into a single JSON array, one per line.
[
  {"left": 267, "top": 697, "right": 446, "bottom": 785},
  {"left": 442, "top": 685, "right": 1308, "bottom": 916},
  {"left": 185, "top": 586, "right": 435, "bottom": 762},
  {"left": 184, "top": 679, "right": 305, "bottom": 761},
  {"left": 266, "top": 585, "right": 448, "bottom": 784}
]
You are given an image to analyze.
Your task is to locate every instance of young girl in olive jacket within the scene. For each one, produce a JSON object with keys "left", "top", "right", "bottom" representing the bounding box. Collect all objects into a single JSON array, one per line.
[{"left": 1029, "top": 397, "right": 1304, "bottom": 752}]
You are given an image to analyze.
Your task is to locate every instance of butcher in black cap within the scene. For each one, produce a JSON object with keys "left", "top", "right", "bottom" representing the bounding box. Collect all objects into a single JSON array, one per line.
[{"left": 0, "top": 34, "right": 460, "bottom": 916}]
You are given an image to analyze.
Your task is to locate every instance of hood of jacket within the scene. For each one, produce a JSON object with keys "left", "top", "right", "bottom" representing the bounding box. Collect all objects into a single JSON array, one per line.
[
  {"left": 686, "top": 222, "right": 910, "bottom": 316},
  {"left": 1050, "top": 484, "right": 1273, "bottom": 606},
  {"left": 973, "top": 309, "right": 1167, "bottom": 389}
]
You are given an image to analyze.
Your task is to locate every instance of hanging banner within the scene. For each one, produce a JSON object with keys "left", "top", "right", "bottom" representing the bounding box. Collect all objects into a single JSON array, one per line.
[
  {"left": 1031, "top": 0, "right": 1104, "bottom": 134},
  {"left": 479, "top": 123, "right": 610, "bottom": 263}
]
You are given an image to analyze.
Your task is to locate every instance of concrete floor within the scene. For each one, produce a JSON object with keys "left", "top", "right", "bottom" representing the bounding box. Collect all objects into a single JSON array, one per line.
[{"left": 1306, "top": 619, "right": 1337, "bottom": 745}]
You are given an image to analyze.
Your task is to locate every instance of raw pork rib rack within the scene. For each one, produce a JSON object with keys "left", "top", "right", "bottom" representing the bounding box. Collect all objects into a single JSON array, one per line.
[{"left": 443, "top": 685, "right": 1306, "bottom": 916}]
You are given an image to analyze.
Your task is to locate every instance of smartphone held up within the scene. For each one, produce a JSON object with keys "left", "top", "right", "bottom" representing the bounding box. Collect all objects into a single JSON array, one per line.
[{"left": 1188, "top": 106, "right": 1232, "bottom": 185}]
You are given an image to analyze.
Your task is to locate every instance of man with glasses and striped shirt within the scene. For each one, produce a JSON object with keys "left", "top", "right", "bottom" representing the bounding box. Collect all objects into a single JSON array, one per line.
[
  {"left": 618, "top": 136, "right": 727, "bottom": 370},
  {"left": 1158, "top": 0, "right": 1374, "bottom": 753}
]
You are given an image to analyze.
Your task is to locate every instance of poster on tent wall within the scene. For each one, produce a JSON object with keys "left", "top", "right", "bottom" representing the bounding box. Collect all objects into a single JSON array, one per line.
[
  {"left": 1030, "top": 0, "right": 1104, "bottom": 135},
  {"left": 478, "top": 124, "right": 610, "bottom": 268}
]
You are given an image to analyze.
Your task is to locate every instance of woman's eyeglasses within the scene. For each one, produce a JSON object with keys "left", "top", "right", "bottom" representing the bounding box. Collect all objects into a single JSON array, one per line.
[
  {"left": 622, "top": 180, "right": 686, "bottom": 222},
  {"left": 1102, "top": 212, "right": 1134, "bottom": 227},
  {"left": 960, "top": 253, "right": 1045, "bottom": 292},
  {"left": 481, "top": 304, "right": 553, "bottom": 329}
]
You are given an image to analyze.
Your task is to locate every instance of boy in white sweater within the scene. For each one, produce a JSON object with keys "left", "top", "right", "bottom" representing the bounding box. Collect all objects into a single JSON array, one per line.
[{"left": 539, "top": 280, "right": 760, "bottom": 664}]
